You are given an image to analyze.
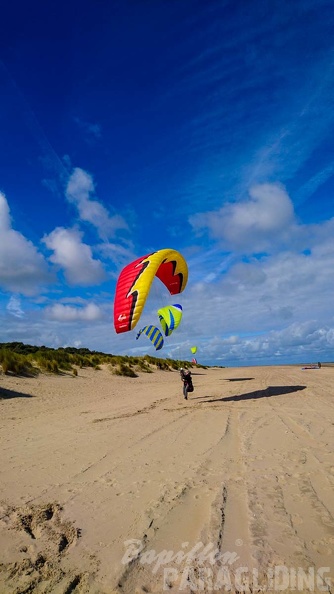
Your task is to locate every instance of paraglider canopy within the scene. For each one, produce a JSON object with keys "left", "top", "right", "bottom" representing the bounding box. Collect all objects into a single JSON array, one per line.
[
  {"left": 136, "top": 325, "right": 164, "bottom": 350},
  {"left": 157, "top": 304, "right": 183, "bottom": 336},
  {"left": 114, "top": 249, "right": 188, "bottom": 334}
]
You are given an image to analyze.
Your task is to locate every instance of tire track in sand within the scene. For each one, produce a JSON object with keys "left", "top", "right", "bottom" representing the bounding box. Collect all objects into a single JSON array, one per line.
[
  {"left": 116, "top": 408, "right": 253, "bottom": 594},
  {"left": 242, "top": 386, "right": 334, "bottom": 578}
]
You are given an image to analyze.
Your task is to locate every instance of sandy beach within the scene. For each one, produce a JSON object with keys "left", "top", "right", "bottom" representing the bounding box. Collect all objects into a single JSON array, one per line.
[{"left": 0, "top": 364, "right": 333, "bottom": 593}]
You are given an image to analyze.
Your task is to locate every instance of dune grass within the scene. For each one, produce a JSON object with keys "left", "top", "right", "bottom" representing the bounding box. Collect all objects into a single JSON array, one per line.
[{"left": 0, "top": 342, "right": 207, "bottom": 378}]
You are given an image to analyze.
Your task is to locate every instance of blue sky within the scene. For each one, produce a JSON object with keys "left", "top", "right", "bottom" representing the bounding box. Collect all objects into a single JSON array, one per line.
[{"left": 1, "top": 0, "right": 334, "bottom": 366}]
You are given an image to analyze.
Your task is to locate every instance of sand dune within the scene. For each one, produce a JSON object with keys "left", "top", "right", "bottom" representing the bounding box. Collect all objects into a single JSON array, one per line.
[{"left": 0, "top": 365, "right": 333, "bottom": 593}]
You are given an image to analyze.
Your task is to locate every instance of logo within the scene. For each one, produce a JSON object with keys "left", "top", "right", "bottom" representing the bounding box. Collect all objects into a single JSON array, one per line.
[{"left": 121, "top": 540, "right": 332, "bottom": 592}]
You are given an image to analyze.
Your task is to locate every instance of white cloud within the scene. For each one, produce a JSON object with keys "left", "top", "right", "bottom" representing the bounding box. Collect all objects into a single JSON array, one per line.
[
  {"left": 0, "top": 192, "right": 50, "bottom": 295},
  {"left": 213, "top": 321, "right": 334, "bottom": 365},
  {"left": 190, "top": 183, "right": 296, "bottom": 253},
  {"left": 169, "top": 198, "right": 334, "bottom": 365},
  {"left": 65, "top": 168, "right": 129, "bottom": 239},
  {"left": 97, "top": 241, "right": 136, "bottom": 272},
  {"left": 43, "top": 227, "right": 106, "bottom": 286},
  {"left": 46, "top": 302, "right": 104, "bottom": 322},
  {"left": 6, "top": 295, "right": 24, "bottom": 318},
  {"left": 162, "top": 319, "right": 334, "bottom": 367},
  {"left": 183, "top": 243, "right": 334, "bottom": 339}
]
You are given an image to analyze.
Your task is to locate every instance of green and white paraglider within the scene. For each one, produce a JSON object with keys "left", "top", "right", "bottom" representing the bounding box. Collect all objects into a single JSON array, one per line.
[
  {"left": 157, "top": 304, "right": 183, "bottom": 336},
  {"left": 190, "top": 346, "right": 197, "bottom": 364}
]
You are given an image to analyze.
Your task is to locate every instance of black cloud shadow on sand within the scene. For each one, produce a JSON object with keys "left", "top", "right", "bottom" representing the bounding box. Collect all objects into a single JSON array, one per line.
[
  {"left": 225, "top": 378, "right": 254, "bottom": 382},
  {"left": 0, "top": 387, "right": 34, "bottom": 400},
  {"left": 192, "top": 385, "right": 307, "bottom": 403}
]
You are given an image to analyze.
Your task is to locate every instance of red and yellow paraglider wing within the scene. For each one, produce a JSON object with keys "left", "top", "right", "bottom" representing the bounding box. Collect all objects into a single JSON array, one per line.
[{"left": 113, "top": 248, "right": 188, "bottom": 334}]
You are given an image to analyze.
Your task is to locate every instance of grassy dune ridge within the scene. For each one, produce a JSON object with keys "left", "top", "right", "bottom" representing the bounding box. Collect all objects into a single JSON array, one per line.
[{"left": 0, "top": 341, "right": 209, "bottom": 378}]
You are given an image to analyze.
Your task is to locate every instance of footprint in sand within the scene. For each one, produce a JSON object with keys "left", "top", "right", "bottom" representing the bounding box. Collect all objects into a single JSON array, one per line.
[
  {"left": 0, "top": 502, "right": 86, "bottom": 593},
  {"left": 290, "top": 513, "right": 303, "bottom": 526},
  {"left": 310, "top": 540, "right": 332, "bottom": 555}
]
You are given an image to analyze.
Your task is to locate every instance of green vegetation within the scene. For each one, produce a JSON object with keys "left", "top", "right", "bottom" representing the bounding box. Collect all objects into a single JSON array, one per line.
[
  {"left": 111, "top": 363, "right": 138, "bottom": 377},
  {"left": 0, "top": 341, "right": 209, "bottom": 378},
  {"left": 0, "top": 349, "right": 38, "bottom": 377}
]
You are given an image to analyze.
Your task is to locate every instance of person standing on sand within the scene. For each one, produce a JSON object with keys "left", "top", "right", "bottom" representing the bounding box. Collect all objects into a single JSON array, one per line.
[{"left": 179, "top": 368, "right": 194, "bottom": 400}]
